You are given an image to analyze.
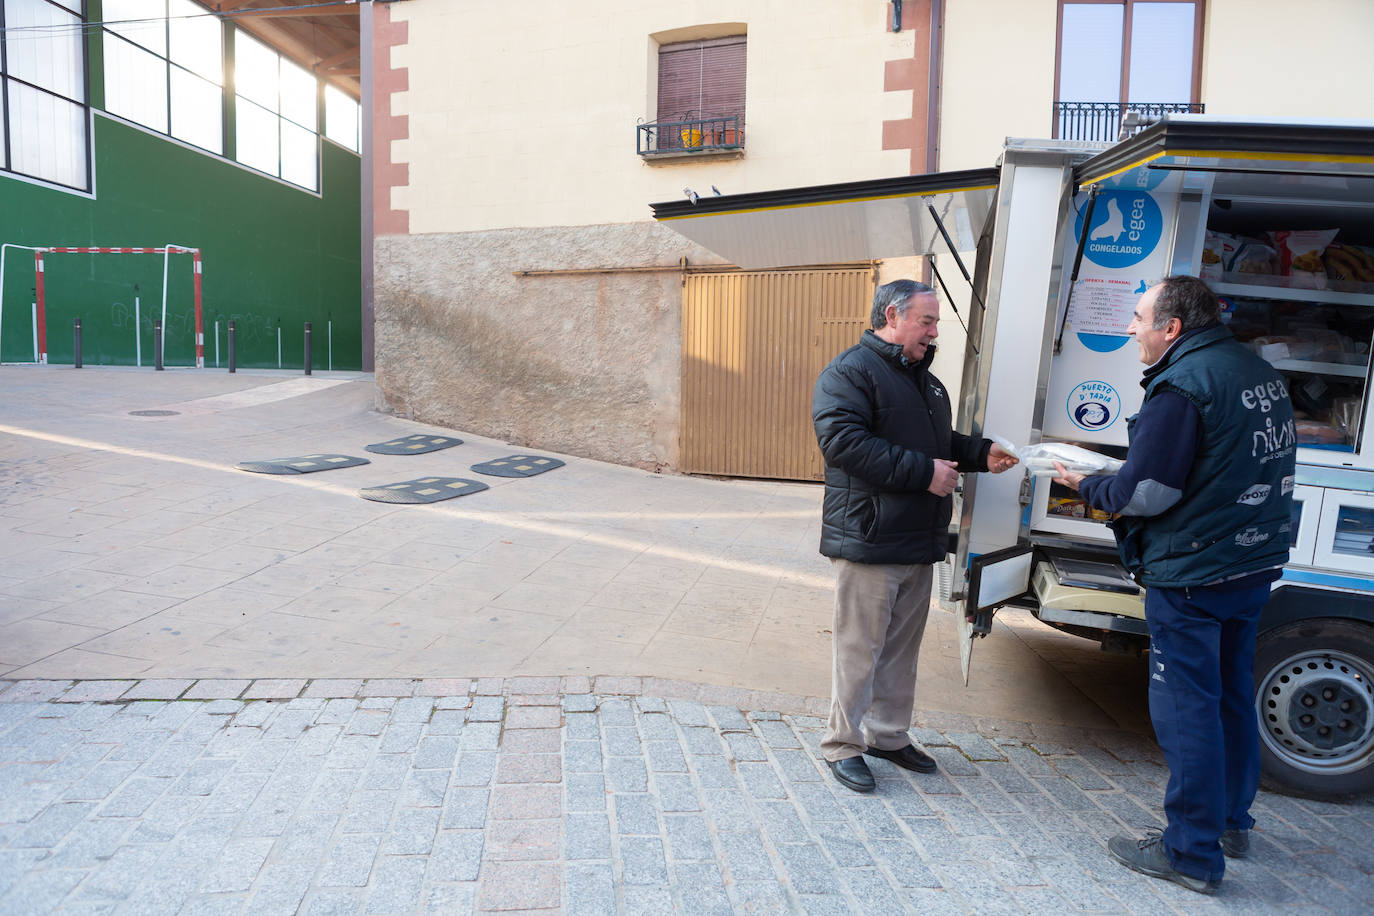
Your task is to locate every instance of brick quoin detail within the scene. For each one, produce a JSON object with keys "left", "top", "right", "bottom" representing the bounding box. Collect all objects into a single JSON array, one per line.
[
  {"left": 374, "top": 2, "right": 409, "bottom": 236},
  {"left": 882, "top": 0, "right": 934, "bottom": 175}
]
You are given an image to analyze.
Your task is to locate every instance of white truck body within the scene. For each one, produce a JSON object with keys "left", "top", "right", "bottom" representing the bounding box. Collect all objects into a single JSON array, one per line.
[{"left": 653, "top": 116, "right": 1374, "bottom": 798}]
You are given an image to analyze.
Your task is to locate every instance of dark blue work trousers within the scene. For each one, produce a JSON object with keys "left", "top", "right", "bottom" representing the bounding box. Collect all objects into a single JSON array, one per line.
[{"left": 1144, "top": 581, "right": 1268, "bottom": 882}]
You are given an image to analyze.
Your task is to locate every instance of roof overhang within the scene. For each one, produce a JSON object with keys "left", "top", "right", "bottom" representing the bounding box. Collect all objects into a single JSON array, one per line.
[
  {"left": 650, "top": 168, "right": 999, "bottom": 269},
  {"left": 215, "top": 0, "right": 360, "bottom": 98}
]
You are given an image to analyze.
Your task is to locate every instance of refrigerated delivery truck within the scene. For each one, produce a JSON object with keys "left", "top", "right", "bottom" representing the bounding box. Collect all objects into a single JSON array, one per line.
[{"left": 652, "top": 115, "right": 1374, "bottom": 799}]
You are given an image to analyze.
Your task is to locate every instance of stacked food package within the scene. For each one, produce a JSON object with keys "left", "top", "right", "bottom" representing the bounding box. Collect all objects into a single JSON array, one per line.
[{"left": 1201, "top": 228, "right": 1374, "bottom": 291}]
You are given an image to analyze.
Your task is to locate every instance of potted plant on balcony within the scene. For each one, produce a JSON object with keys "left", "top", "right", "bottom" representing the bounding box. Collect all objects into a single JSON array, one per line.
[{"left": 704, "top": 114, "right": 740, "bottom": 147}]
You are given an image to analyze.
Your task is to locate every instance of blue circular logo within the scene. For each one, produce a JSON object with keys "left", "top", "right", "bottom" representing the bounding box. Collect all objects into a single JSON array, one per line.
[
  {"left": 1075, "top": 190, "right": 1163, "bottom": 270},
  {"left": 1068, "top": 381, "right": 1120, "bottom": 431}
]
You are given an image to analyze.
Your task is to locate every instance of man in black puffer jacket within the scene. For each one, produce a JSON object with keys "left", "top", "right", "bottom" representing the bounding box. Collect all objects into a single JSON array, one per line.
[{"left": 812, "top": 279, "right": 1017, "bottom": 793}]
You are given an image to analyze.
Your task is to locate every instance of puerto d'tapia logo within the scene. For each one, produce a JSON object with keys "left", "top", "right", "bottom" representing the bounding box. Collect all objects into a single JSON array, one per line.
[{"left": 1067, "top": 381, "right": 1120, "bottom": 432}]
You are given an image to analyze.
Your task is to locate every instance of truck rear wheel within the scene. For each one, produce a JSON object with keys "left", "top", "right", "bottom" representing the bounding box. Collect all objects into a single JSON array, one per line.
[{"left": 1254, "top": 619, "right": 1374, "bottom": 799}]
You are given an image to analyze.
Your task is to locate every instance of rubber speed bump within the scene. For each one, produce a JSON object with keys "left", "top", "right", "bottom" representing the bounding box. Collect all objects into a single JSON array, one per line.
[
  {"left": 359, "top": 477, "right": 489, "bottom": 504},
  {"left": 365, "top": 435, "right": 463, "bottom": 455},
  {"left": 470, "top": 455, "right": 565, "bottom": 478},
  {"left": 236, "top": 454, "right": 371, "bottom": 475}
]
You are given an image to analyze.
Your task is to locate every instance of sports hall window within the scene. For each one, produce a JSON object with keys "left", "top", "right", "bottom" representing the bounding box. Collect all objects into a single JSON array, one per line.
[
  {"left": 0, "top": 0, "right": 90, "bottom": 190},
  {"left": 103, "top": 0, "right": 223, "bottom": 154},
  {"left": 324, "top": 83, "right": 359, "bottom": 153},
  {"left": 234, "top": 30, "right": 319, "bottom": 191}
]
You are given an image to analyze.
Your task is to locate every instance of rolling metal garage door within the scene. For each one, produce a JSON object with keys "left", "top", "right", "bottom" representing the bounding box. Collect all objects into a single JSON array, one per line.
[{"left": 680, "top": 265, "right": 874, "bottom": 481}]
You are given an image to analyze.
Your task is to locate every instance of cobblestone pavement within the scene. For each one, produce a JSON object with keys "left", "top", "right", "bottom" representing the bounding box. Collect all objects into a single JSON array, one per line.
[{"left": 1, "top": 678, "right": 1370, "bottom": 915}]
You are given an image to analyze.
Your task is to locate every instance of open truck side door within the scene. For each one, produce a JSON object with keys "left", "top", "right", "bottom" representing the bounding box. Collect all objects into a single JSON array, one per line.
[{"left": 960, "top": 545, "right": 1034, "bottom": 683}]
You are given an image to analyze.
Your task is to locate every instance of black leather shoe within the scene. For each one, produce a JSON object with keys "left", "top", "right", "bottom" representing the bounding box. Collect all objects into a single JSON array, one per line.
[
  {"left": 1108, "top": 831, "right": 1219, "bottom": 895},
  {"left": 1220, "top": 828, "right": 1249, "bottom": 858},
  {"left": 827, "top": 756, "right": 875, "bottom": 793},
  {"left": 863, "top": 743, "right": 938, "bottom": 773}
]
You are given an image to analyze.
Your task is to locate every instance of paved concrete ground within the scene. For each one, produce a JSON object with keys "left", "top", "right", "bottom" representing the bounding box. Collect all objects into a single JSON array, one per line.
[
  {"left": 0, "top": 366, "right": 1142, "bottom": 732},
  {"left": 2, "top": 366, "right": 1371, "bottom": 913},
  {"left": 2, "top": 676, "right": 1372, "bottom": 915}
]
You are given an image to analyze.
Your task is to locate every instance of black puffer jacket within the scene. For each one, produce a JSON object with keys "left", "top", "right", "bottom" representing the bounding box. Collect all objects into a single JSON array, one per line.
[{"left": 813, "top": 330, "right": 990, "bottom": 564}]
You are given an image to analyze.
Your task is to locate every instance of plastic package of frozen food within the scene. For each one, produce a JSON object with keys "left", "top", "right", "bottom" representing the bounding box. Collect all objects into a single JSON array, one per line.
[
  {"left": 990, "top": 436, "right": 1123, "bottom": 477},
  {"left": 1231, "top": 238, "right": 1278, "bottom": 276},
  {"left": 1201, "top": 231, "right": 1237, "bottom": 281},
  {"left": 1251, "top": 329, "right": 1354, "bottom": 364}
]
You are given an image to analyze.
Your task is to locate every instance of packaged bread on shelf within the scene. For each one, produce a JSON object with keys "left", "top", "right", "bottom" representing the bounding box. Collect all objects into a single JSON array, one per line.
[{"left": 1325, "top": 243, "right": 1374, "bottom": 286}]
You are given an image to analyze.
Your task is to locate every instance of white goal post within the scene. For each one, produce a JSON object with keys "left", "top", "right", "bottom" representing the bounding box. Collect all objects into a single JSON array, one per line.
[{"left": 0, "top": 243, "right": 203, "bottom": 366}]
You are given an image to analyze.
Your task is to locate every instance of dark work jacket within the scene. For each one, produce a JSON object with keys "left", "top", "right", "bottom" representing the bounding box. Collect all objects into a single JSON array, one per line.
[
  {"left": 813, "top": 330, "right": 990, "bottom": 565},
  {"left": 1109, "top": 324, "right": 1295, "bottom": 587}
]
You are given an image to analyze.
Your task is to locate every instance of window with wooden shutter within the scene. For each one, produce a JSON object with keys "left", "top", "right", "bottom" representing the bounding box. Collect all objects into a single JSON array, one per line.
[{"left": 657, "top": 37, "right": 745, "bottom": 126}]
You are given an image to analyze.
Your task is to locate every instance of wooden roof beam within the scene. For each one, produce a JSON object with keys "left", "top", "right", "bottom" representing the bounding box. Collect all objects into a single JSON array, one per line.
[
  {"left": 314, "top": 45, "right": 358, "bottom": 70},
  {"left": 225, "top": 7, "right": 359, "bottom": 20}
]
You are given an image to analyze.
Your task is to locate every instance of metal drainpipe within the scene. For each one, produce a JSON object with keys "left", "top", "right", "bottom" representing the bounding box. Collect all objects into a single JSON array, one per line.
[
  {"left": 927, "top": 0, "right": 943, "bottom": 174},
  {"left": 919, "top": 0, "right": 946, "bottom": 289},
  {"left": 892, "top": 0, "right": 902, "bottom": 32}
]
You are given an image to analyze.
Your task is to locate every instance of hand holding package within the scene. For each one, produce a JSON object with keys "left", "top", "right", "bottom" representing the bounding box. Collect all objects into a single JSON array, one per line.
[{"left": 990, "top": 436, "right": 1122, "bottom": 477}]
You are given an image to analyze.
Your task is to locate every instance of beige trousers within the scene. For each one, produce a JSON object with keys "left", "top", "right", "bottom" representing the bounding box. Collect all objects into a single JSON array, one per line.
[{"left": 821, "top": 558, "right": 933, "bottom": 762}]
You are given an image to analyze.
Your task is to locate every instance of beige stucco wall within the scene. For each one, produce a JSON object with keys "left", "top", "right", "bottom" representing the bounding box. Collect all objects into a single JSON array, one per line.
[
  {"left": 387, "top": 0, "right": 915, "bottom": 233},
  {"left": 1202, "top": 0, "right": 1374, "bottom": 119},
  {"left": 374, "top": 0, "right": 1374, "bottom": 475},
  {"left": 375, "top": 0, "right": 924, "bottom": 472},
  {"left": 938, "top": 0, "right": 1057, "bottom": 172}
]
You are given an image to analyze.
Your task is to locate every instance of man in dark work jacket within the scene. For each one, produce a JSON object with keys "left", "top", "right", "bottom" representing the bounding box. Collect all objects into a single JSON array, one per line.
[
  {"left": 1055, "top": 275, "right": 1295, "bottom": 895},
  {"left": 812, "top": 279, "right": 1017, "bottom": 793}
]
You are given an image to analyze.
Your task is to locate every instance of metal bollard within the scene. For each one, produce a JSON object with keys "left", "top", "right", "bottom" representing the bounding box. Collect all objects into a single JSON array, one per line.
[
  {"left": 153, "top": 319, "right": 164, "bottom": 370},
  {"left": 303, "top": 322, "right": 312, "bottom": 375},
  {"left": 227, "top": 320, "right": 236, "bottom": 373},
  {"left": 73, "top": 318, "right": 83, "bottom": 369}
]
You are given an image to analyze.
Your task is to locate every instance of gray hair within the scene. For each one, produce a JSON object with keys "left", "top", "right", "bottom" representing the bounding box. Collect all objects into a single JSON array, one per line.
[
  {"left": 1152, "top": 275, "right": 1221, "bottom": 332},
  {"left": 871, "top": 279, "right": 935, "bottom": 329}
]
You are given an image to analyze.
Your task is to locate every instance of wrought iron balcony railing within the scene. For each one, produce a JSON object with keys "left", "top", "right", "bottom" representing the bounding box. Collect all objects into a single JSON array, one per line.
[
  {"left": 638, "top": 114, "right": 743, "bottom": 156},
  {"left": 1054, "top": 101, "right": 1204, "bottom": 141}
]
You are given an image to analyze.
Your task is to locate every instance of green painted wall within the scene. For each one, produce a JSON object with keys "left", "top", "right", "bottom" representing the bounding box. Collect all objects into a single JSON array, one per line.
[{"left": 1, "top": 114, "right": 362, "bottom": 369}]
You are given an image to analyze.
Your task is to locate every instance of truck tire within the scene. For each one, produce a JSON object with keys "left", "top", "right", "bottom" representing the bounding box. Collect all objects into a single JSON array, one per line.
[{"left": 1254, "top": 619, "right": 1374, "bottom": 799}]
